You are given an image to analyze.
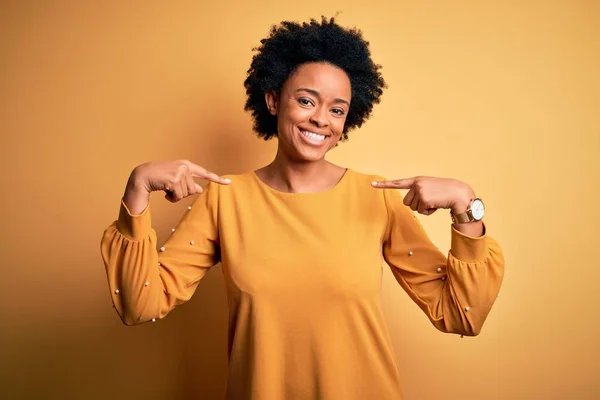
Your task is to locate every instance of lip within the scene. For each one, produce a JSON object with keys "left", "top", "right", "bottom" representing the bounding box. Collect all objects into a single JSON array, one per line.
[{"left": 297, "top": 127, "right": 330, "bottom": 147}]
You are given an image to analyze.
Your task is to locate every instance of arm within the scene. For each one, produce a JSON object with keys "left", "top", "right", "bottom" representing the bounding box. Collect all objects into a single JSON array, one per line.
[
  {"left": 382, "top": 187, "right": 505, "bottom": 336},
  {"left": 99, "top": 181, "right": 220, "bottom": 326}
]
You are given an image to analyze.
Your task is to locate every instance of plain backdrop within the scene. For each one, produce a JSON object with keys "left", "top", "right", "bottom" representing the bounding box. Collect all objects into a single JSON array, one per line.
[{"left": 1, "top": 1, "right": 598, "bottom": 399}]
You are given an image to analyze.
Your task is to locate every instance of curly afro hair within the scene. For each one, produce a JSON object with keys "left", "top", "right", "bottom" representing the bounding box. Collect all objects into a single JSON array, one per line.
[{"left": 243, "top": 16, "right": 387, "bottom": 141}]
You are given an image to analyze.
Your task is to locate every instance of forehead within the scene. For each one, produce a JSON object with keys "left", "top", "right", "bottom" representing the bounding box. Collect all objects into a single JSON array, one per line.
[{"left": 284, "top": 62, "right": 351, "bottom": 100}]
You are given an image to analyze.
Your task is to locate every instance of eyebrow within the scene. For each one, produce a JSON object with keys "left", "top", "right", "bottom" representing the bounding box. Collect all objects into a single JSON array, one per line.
[{"left": 295, "top": 88, "right": 350, "bottom": 106}]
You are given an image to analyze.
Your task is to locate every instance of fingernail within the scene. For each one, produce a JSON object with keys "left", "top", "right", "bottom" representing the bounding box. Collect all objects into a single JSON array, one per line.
[
  {"left": 371, "top": 181, "right": 378, "bottom": 186},
  {"left": 223, "top": 178, "right": 231, "bottom": 183}
]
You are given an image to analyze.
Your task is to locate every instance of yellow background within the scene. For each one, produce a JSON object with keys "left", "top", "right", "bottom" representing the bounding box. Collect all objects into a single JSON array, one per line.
[{"left": 1, "top": 1, "right": 598, "bottom": 399}]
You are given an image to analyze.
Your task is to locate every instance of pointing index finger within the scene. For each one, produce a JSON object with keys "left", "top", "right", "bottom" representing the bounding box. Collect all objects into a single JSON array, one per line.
[
  {"left": 204, "top": 171, "right": 232, "bottom": 185},
  {"left": 186, "top": 162, "right": 231, "bottom": 185},
  {"left": 371, "top": 177, "right": 415, "bottom": 189}
]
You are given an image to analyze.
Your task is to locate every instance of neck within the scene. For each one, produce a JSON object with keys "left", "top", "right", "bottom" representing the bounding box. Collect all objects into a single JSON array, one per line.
[{"left": 261, "top": 150, "right": 335, "bottom": 193}]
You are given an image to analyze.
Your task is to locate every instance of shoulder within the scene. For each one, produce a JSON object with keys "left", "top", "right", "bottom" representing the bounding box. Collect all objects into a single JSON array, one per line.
[
  {"left": 348, "top": 169, "right": 406, "bottom": 207},
  {"left": 343, "top": 169, "right": 389, "bottom": 205},
  {"left": 221, "top": 171, "right": 255, "bottom": 185},
  {"left": 347, "top": 168, "right": 386, "bottom": 184},
  {"left": 205, "top": 170, "right": 256, "bottom": 198}
]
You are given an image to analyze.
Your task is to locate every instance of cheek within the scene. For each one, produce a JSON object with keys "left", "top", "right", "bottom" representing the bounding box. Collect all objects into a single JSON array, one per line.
[
  {"left": 276, "top": 106, "right": 300, "bottom": 133},
  {"left": 283, "top": 103, "right": 310, "bottom": 122},
  {"left": 332, "top": 117, "right": 346, "bottom": 136}
]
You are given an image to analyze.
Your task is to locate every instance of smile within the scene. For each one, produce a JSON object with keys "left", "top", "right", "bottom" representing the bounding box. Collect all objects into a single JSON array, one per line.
[{"left": 299, "top": 129, "right": 327, "bottom": 142}]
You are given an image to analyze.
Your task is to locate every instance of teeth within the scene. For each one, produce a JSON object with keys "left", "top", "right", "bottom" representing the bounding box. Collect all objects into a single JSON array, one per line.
[{"left": 300, "top": 130, "right": 326, "bottom": 141}]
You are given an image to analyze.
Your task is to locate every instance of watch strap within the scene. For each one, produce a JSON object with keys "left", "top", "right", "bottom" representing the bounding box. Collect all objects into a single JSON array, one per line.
[
  {"left": 450, "top": 198, "right": 476, "bottom": 224},
  {"left": 451, "top": 209, "right": 474, "bottom": 224}
]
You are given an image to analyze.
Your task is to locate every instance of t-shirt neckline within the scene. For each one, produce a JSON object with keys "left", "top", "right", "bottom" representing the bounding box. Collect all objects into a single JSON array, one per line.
[{"left": 251, "top": 168, "right": 352, "bottom": 196}]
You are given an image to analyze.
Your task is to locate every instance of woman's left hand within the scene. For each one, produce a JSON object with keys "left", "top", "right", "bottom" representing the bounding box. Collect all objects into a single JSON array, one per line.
[{"left": 371, "top": 176, "right": 475, "bottom": 216}]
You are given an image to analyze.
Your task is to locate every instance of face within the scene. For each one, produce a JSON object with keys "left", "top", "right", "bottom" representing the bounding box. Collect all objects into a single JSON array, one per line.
[{"left": 265, "top": 62, "right": 351, "bottom": 162}]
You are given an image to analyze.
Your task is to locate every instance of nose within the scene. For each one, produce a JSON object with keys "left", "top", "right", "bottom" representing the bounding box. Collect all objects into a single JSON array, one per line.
[{"left": 309, "top": 106, "right": 329, "bottom": 128}]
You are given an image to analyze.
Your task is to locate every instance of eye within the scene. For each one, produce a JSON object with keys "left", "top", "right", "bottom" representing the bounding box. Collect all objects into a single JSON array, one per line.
[
  {"left": 298, "top": 98, "right": 314, "bottom": 106},
  {"left": 331, "top": 108, "right": 345, "bottom": 116}
]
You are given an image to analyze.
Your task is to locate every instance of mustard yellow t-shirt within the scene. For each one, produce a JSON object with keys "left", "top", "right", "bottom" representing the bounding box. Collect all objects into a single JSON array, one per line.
[{"left": 100, "top": 168, "right": 505, "bottom": 400}]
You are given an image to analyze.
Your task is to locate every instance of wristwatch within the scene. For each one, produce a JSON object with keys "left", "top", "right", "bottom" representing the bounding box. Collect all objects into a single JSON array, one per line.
[{"left": 450, "top": 198, "right": 485, "bottom": 224}]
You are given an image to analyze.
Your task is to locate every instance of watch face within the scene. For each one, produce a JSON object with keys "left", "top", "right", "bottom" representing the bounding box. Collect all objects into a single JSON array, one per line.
[{"left": 471, "top": 199, "right": 485, "bottom": 220}]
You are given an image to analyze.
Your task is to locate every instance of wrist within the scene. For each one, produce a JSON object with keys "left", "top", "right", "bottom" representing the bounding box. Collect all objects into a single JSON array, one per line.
[
  {"left": 127, "top": 167, "right": 150, "bottom": 194},
  {"left": 451, "top": 185, "right": 476, "bottom": 214},
  {"left": 122, "top": 182, "right": 150, "bottom": 216},
  {"left": 123, "top": 169, "right": 151, "bottom": 207}
]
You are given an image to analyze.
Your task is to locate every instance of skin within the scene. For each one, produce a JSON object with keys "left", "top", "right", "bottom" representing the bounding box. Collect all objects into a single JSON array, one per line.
[{"left": 124, "top": 61, "right": 483, "bottom": 236}]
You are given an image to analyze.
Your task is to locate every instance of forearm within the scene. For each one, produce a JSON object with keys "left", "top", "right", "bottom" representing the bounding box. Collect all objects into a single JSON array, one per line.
[{"left": 101, "top": 202, "right": 164, "bottom": 326}]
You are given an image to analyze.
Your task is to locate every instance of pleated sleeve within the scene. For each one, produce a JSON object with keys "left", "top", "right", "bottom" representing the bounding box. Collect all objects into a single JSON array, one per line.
[
  {"left": 100, "top": 182, "right": 220, "bottom": 326},
  {"left": 382, "top": 186, "right": 505, "bottom": 336}
]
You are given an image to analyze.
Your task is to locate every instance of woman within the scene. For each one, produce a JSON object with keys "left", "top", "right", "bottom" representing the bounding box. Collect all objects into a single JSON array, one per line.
[{"left": 101, "top": 17, "right": 505, "bottom": 400}]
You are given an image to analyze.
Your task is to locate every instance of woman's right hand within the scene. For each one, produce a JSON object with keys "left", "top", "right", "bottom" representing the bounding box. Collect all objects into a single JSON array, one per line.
[{"left": 123, "top": 160, "right": 231, "bottom": 214}]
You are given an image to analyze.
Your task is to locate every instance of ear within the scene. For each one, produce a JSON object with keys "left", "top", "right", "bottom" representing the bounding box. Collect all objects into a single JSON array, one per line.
[{"left": 265, "top": 91, "right": 279, "bottom": 116}]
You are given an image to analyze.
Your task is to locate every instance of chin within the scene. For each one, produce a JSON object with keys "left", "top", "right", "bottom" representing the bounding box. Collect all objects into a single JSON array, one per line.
[
  {"left": 290, "top": 127, "right": 336, "bottom": 161},
  {"left": 293, "top": 141, "right": 333, "bottom": 162},
  {"left": 289, "top": 147, "right": 327, "bottom": 163}
]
